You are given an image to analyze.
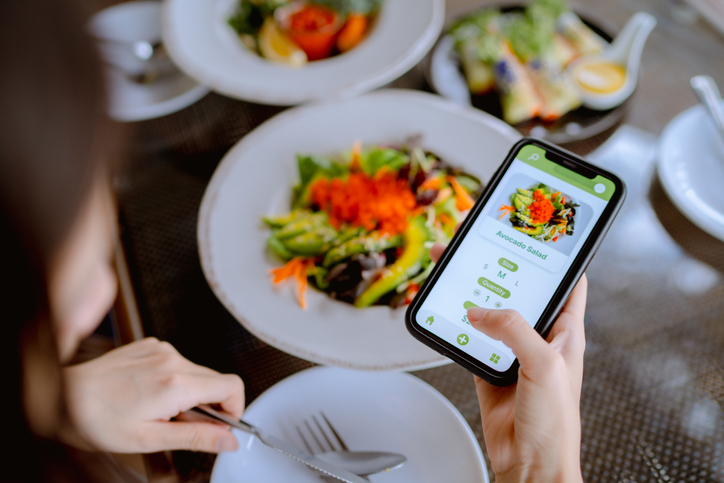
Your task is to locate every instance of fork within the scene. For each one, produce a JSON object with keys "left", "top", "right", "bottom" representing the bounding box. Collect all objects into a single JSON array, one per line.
[{"left": 297, "top": 413, "right": 371, "bottom": 482}]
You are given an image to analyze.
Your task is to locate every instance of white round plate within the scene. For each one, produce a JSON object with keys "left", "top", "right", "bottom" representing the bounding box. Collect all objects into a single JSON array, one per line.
[
  {"left": 89, "top": 1, "right": 209, "bottom": 122},
  {"left": 210, "top": 366, "right": 488, "bottom": 483},
  {"left": 198, "top": 89, "right": 520, "bottom": 371},
  {"left": 657, "top": 101, "right": 724, "bottom": 241},
  {"left": 104, "top": 68, "right": 209, "bottom": 122},
  {"left": 162, "top": 0, "right": 444, "bottom": 104}
]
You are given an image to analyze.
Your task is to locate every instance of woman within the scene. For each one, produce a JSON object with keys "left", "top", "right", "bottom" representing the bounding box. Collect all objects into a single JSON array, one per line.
[
  {"left": 2, "top": 1, "right": 242, "bottom": 480},
  {"left": 1, "top": 0, "right": 586, "bottom": 481}
]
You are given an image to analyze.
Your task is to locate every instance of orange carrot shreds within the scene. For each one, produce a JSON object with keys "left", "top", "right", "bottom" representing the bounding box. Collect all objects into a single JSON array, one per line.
[
  {"left": 447, "top": 176, "right": 475, "bottom": 211},
  {"left": 294, "top": 259, "right": 311, "bottom": 309},
  {"left": 437, "top": 212, "right": 455, "bottom": 226},
  {"left": 309, "top": 171, "right": 418, "bottom": 236},
  {"left": 270, "top": 257, "right": 304, "bottom": 283},
  {"left": 270, "top": 258, "right": 314, "bottom": 309},
  {"left": 420, "top": 175, "right": 444, "bottom": 191},
  {"left": 498, "top": 204, "right": 516, "bottom": 219},
  {"left": 529, "top": 189, "right": 555, "bottom": 225},
  {"left": 350, "top": 140, "right": 362, "bottom": 171}
]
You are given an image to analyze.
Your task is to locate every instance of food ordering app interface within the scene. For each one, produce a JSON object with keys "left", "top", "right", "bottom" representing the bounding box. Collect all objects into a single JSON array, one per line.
[{"left": 415, "top": 145, "right": 616, "bottom": 371}]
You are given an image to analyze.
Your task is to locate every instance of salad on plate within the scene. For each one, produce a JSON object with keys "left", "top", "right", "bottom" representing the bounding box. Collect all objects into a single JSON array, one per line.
[
  {"left": 228, "top": 0, "right": 382, "bottom": 66},
  {"left": 499, "top": 183, "right": 578, "bottom": 242},
  {"left": 263, "top": 138, "right": 482, "bottom": 309},
  {"left": 449, "top": 0, "right": 608, "bottom": 124}
]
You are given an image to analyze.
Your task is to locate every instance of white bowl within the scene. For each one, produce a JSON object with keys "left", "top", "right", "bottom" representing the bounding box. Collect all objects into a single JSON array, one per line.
[
  {"left": 162, "top": 0, "right": 445, "bottom": 104},
  {"left": 657, "top": 101, "right": 724, "bottom": 241},
  {"left": 197, "top": 89, "right": 520, "bottom": 371}
]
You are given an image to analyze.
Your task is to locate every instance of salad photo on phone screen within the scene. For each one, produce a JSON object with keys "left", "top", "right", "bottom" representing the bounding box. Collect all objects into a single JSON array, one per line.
[{"left": 493, "top": 173, "right": 593, "bottom": 257}]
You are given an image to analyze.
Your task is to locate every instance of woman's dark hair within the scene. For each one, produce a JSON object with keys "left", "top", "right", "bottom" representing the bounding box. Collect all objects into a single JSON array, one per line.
[{"left": 0, "top": 0, "right": 117, "bottom": 480}]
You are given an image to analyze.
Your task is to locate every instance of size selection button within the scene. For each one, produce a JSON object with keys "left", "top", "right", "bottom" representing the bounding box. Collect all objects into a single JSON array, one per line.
[
  {"left": 498, "top": 257, "right": 518, "bottom": 272},
  {"left": 477, "top": 277, "right": 511, "bottom": 299}
]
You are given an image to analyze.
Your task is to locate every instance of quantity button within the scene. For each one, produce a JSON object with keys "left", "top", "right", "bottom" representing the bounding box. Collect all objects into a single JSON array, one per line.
[
  {"left": 477, "top": 277, "right": 511, "bottom": 299},
  {"left": 463, "top": 301, "right": 479, "bottom": 309},
  {"left": 498, "top": 257, "right": 518, "bottom": 272}
]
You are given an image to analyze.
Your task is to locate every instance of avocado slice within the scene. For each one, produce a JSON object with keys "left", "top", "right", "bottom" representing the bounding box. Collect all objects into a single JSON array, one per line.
[
  {"left": 354, "top": 217, "right": 429, "bottom": 308},
  {"left": 513, "top": 194, "right": 533, "bottom": 211},
  {"left": 514, "top": 225, "right": 544, "bottom": 236},
  {"left": 516, "top": 188, "right": 533, "bottom": 197}
]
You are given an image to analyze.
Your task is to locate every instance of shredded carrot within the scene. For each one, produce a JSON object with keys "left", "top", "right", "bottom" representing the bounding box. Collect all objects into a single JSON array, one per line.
[
  {"left": 438, "top": 212, "right": 455, "bottom": 226},
  {"left": 529, "top": 189, "right": 555, "bottom": 224},
  {"left": 295, "top": 260, "right": 309, "bottom": 309},
  {"left": 270, "top": 257, "right": 303, "bottom": 283},
  {"left": 420, "top": 175, "right": 444, "bottom": 191},
  {"left": 310, "top": 171, "right": 417, "bottom": 235},
  {"left": 404, "top": 283, "right": 420, "bottom": 304},
  {"left": 270, "top": 257, "right": 314, "bottom": 309},
  {"left": 350, "top": 140, "right": 362, "bottom": 171},
  {"left": 498, "top": 204, "right": 516, "bottom": 219},
  {"left": 447, "top": 176, "right": 475, "bottom": 211}
]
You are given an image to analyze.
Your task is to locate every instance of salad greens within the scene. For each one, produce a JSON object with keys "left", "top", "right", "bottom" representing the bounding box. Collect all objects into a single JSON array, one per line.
[
  {"left": 500, "top": 183, "right": 578, "bottom": 242},
  {"left": 264, "top": 140, "right": 482, "bottom": 309}
]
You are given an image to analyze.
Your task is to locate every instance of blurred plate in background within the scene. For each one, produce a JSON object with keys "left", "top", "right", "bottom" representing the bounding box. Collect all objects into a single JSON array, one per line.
[
  {"left": 163, "top": 0, "right": 444, "bottom": 105},
  {"left": 426, "top": 4, "right": 628, "bottom": 143}
]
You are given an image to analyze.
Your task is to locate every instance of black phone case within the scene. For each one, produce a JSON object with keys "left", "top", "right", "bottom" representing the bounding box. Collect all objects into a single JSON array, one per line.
[{"left": 405, "top": 138, "right": 626, "bottom": 386}]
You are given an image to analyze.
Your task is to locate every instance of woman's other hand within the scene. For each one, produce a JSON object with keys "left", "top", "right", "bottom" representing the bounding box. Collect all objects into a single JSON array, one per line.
[
  {"left": 62, "top": 337, "right": 244, "bottom": 454},
  {"left": 430, "top": 243, "right": 586, "bottom": 483}
]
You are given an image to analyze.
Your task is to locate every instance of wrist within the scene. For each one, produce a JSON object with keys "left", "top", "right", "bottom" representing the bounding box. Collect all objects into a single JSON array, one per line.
[{"left": 495, "top": 457, "right": 582, "bottom": 483}]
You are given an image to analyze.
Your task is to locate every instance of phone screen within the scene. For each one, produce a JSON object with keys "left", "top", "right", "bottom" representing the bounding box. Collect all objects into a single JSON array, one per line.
[{"left": 413, "top": 143, "right": 617, "bottom": 372}]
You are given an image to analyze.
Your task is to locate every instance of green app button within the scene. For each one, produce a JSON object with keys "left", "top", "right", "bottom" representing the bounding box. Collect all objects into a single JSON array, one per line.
[
  {"left": 478, "top": 277, "right": 511, "bottom": 299},
  {"left": 463, "top": 301, "right": 479, "bottom": 309},
  {"left": 498, "top": 258, "right": 518, "bottom": 272}
]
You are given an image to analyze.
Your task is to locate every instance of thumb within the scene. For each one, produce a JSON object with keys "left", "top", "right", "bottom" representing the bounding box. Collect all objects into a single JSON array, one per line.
[
  {"left": 145, "top": 421, "right": 239, "bottom": 454},
  {"left": 467, "top": 307, "right": 557, "bottom": 382}
]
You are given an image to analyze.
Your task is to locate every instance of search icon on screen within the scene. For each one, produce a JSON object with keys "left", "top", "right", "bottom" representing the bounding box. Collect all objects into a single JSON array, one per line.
[{"left": 528, "top": 153, "right": 539, "bottom": 161}]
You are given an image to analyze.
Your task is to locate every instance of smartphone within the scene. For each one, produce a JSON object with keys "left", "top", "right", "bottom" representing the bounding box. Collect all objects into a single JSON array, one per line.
[{"left": 405, "top": 138, "right": 625, "bottom": 386}]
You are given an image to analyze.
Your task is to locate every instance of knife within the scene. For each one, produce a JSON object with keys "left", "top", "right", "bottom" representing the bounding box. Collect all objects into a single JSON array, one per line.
[{"left": 191, "top": 405, "right": 368, "bottom": 483}]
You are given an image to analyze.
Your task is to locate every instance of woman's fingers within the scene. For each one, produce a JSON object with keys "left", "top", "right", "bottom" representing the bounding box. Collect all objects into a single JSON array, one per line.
[
  {"left": 171, "top": 372, "right": 245, "bottom": 420},
  {"left": 144, "top": 421, "right": 239, "bottom": 454},
  {"left": 430, "top": 243, "right": 446, "bottom": 263},
  {"left": 467, "top": 307, "right": 558, "bottom": 383}
]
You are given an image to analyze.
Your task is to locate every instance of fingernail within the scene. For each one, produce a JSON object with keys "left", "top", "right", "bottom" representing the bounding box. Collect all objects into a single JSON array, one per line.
[
  {"left": 468, "top": 307, "right": 489, "bottom": 321},
  {"left": 216, "top": 435, "right": 238, "bottom": 453}
]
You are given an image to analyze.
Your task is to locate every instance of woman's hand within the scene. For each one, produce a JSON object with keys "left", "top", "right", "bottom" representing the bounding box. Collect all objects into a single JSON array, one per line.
[
  {"left": 61, "top": 337, "right": 244, "bottom": 454},
  {"left": 430, "top": 243, "right": 586, "bottom": 483}
]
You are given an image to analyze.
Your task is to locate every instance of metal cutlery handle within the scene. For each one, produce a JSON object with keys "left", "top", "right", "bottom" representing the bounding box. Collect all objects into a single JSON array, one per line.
[{"left": 191, "top": 405, "right": 259, "bottom": 436}]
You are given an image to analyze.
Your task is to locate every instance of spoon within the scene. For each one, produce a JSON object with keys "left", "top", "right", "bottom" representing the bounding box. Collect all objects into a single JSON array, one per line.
[
  {"left": 566, "top": 12, "right": 657, "bottom": 110},
  {"left": 690, "top": 75, "right": 724, "bottom": 142},
  {"left": 316, "top": 450, "right": 406, "bottom": 477}
]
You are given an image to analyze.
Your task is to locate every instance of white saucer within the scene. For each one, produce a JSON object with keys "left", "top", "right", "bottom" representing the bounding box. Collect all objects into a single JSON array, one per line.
[
  {"left": 105, "top": 67, "right": 209, "bottom": 122},
  {"left": 657, "top": 102, "right": 724, "bottom": 241},
  {"left": 89, "top": 1, "right": 209, "bottom": 122},
  {"left": 211, "top": 367, "right": 488, "bottom": 483}
]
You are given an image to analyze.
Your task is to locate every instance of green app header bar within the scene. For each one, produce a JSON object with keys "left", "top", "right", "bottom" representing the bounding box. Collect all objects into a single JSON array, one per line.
[{"left": 515, "top": 145, "right": 615, "bottom": 202}]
